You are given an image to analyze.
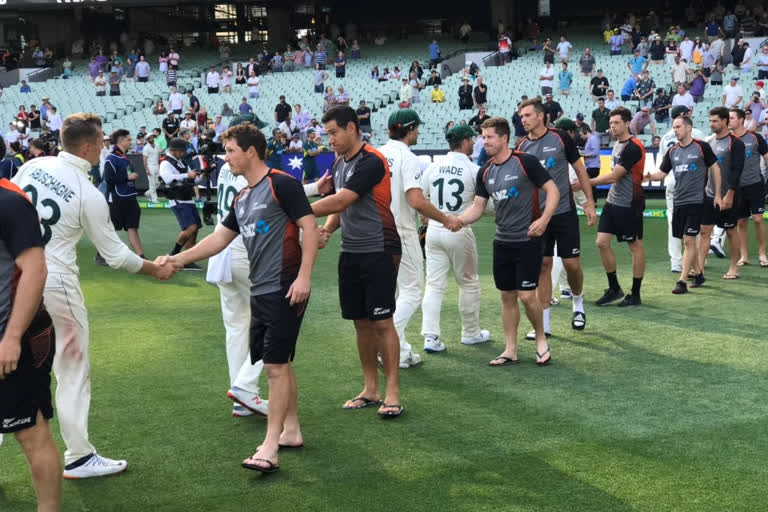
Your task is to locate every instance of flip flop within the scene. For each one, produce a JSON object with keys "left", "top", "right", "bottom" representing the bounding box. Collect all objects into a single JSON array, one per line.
[
  {"left": 242, "top": 458, "right": 280, "bottom": 474},
  {"left": 759, "top": 257, "right": 768, "bottom": 268},
  {"left": 722, "top": 273, "right": 740, "bottom": 280},
  {"left": 278, "top": 443, "right": 304, "bottom": 450},
  {"left": 536, "top": 346, "right": 552, "bottom": 367},
  {"left": 489, "top": 356, "right": 520, "bottom": 367},
  {"left": 736, "top": 259, "right": 749, "bottom": 267},
  {"left": 377, "top": 403, "right": 404, "bottom": 419},
  {"left": 342, "top": 396, "right": 381, "bottom": 410}
]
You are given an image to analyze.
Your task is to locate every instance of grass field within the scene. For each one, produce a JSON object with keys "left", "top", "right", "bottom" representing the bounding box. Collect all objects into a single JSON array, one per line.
[{"left": 2, "top": 203, "right": 767, "bottom": 512}]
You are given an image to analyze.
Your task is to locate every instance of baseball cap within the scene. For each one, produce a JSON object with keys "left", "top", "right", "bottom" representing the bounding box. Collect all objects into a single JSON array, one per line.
[
  {"left": 553, "top": 117, "right": 577, "bottom": 131},
  {"left": 576, "top": 113, "right": 585, "bottom": 121},
  {"left": 445, "top": 124, "right": 476, "bottom": 143},
  {"left": 731, "top": 76, "right": 740, "bottom": 81},
  {"left": 756, "top": 81, "right": 764, "bottom": 87},
  {"left": 388, "top": 109, "right": 423, "bottom": 129},
  {"left": 168, "top": 138, "right": 187, "bottom": 151},
  {"left": 546, "top": 93, "right": 553, "bottom": 98},
  {"left": 670, "top": 105, "right": 690, "bottom": 118}
]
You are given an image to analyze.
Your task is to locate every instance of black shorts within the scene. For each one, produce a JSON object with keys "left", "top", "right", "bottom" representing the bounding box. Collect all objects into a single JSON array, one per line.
[
  {"left": 598, "top": 201, "right": 644, "bottom": 242},
  {"left": 672, "top": 203, "right": 703, "bottom": 238},
  {"left": 492, "top": 239, "right": 542, "bottom": 291},
  {"left": 138, "top": 76, "right": 149, "bottom": 83},
  {"left": 0, "top": 310, "right": 55, "bottom": 434},
  {"left": 207, "top": 86, "right": 219, "bottom": 94},
  {"left": 736, "top": 181, "right": 766, "bottom": 219},
  {"left": 171, "top": 203, "right": 202, "bottom": 230},
  {"left": 249, "top": 290, "right": 307, "bottom": 364},
  {"left": 109, "top": 196, "right": 141, "bottom": 230},
  {"left": 542, "top": 210, "right": 581, "bottom": 258},
  {"left": 586, "top": 167, "right": 600, "bottom": 179},
  {"left": 702, "top": 195, "right": 739, "bottom": 229},
  {"left": 339, "top": 251, "right": 399, "bottom": 321}
]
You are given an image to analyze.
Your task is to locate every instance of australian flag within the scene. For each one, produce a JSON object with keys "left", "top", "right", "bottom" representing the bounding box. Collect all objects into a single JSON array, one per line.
[{"left": 201, "top": 152, "right": 336, "bottom": 184}]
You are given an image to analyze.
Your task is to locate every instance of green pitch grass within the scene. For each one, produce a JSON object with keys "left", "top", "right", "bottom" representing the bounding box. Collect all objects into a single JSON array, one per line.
[{"left": 2, "top": 204, "right": 767, "bottom": 512}]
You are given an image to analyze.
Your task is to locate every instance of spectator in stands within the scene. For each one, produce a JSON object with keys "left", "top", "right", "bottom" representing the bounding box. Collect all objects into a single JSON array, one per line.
[
  {"left": 166, "top": 65, "right": 177, "bottom": 87},
  {"left": 286, "top": 132, "right": 303, "bottom": 153},
  {"left": 705, "top": 18, "right": 722, "bottom": 42},
  {"left": 581, "top": 125, "right": 601, "bottom": 183},
  {"left": 710, "top": 57, "right": 725, "bottom": 86},
  {"left": 88, "top": 56, "right": 100, "bottom": 81},
  {"left": 652, "top": 88, "right": 672, "bottom": 126},
  {"left": 756, "top": 46, "right": 768, "bottom": 80},
  {"left": 162, "top": 112, "right": 180, "bottom": 140},
  {"left": 428, "top": 40, "right": 441, "bottom": 69},
  {"left": 473, "top": 77, "right": 488, "bottom": 108},
  {"left": 672, "top": 84, "right": 695, "bottom": 110},
  {"left": 649, "top": 37, "right": 666, "bottom": 65},
  {"left": 220, "top": 103, "right": 234, "bottom": 117},
  {"left": 109, "top": 71, "right": 121, "bottom": 96},
  {"left": 392, "top": 67, "right": 402, "bottom": 80},
  {"left": 219, "top": 65, "right": 231, "bottom": 94},
  {"left": 609, "top": 29, "right": 624, "bottom": 55},
  {"left": 158, "top": 51, "right": 168, "bottom": 74},
  {"left": 579, "top": 48, "right": 596, "bottom": 77},
  {"left": 636, "top": 37, "right": 649, "bottom": 58},
  {"left": 539, "top": 61, "right": 555, "bottom": 96},
  {"left": 168, "top": 86, "right": 184, "bottom": 115},
  {"left": 266, "top": 129, "right": 286, "bottom": 170},
  {"left": 630, "top": 106, "right": 656, "bottom": 136},
  {"left": 180, "top": 112, "right": 197, "bottom": 134},
  {"left": 431, "top": 84, "right": 445, "bottom": 103},
  {"left": 556, "top": 36, "right": 572, "bottom": 63},
  {"left": 688, "top": 69, "right": 708, "bottom": 103},
  {"left": 93, "top": 70, "right": 107, "bottom": 96},
  {"left": 458, "top": 77, "right": 473, "bottom": 110},
  {"left": 468, "top": 107, "right": 490, "bottom": 132},
  {"left": 313, "top": 63, "right": 329, "bottom": 94},
  {"left": 541, "top": 38, "right": 556, "bottom": 64},
  {"left": 426, "top": 69, "right": 442, "bottom": 86},
  {"left": 206, "top": 66, "right": 220, "bottom": 93},
  {"left": 722, "top": 76, "right": 744, "bottom": 108},
  {"left": 664, "top": 38, "right": 678, "bottom": 66},
  {"left": 370, "top": 66, "right": 380, "bottom": 80},
  {"left": 723, "top": 11, "right": 738, "bottom": 38},
  {"left": 284, "top": 47, "right": 296, "bottom": 72},
  {"left": 620, "top": 74, "right": 637, "bottom": 102},
  {"left": 744, "top": 108, "right": 758, "bottom": 130},
  {"left": 671, "top": 57, "right": 690, "bottom": 86},
  {"left": 238, "top": 98, "right": 253, "bottom": 115},
  {"left": 168, "top": 47, "right": 180, "bottom": 69},
  {"left": 591, "top": 97, "right": 610, "bottom": 135},
  {"left": 498, "top": 33, "right": 512, "bottom": 65},
  {"left": 409, "top": 71, "right": 424, "bottom": 104},
  {"left": 351, "top": 40, "right": 361, "bottom": 59},
  {"left": 234, "top": 62, "right": 246, "bottom": 85},
  {"left": 19, "top": 80, "right": 31, "bottom": 94},
  {"left": 27, "top": 105, "right": 40, "bottom": 132},
  {"left": 459, "top": 20, "right": 472, "bottom": 44},
  {"left": 740, "top": 42, "right": 754, "bottom": 75},
  {"left": 356, "top": 100, "right": 372, "bottom": 133},
  {"left": 628, "top": 49, "right": 648, "bottom": 75},
  {"left": 409, "top": 60, "right": 424, "bottom": 80},
  {"left": 275, "top": 95, "right": 292, "bottom": 124},
  {"left": 111, "top": 61, "right": 124, "bottom": 81},
  {"left": 271, "top": 52, "right": 284, "bottom": 73},
  {"left": 196, "top": 107, "right": 208, "bottom": 130},
  {"left": 679, "top": 35, "right": 694, "bottom": 63},
  {"left": 635, "top": 70, "right": 655, "bottom": 107},
  {"left": 558, "top": 62, "right": 573, "bottom": 96},
  {"left": 543, "top": 94, "right": 564, "bottom": 125},
  {"left": 294, "top": 104, "right": 312, "bottom": 134},
  {"left": 32, "top": 47, "right": 45, "bottom": 66},
  {"left": 246, "top": 70, "right": 260, "bottom": 99},
  {"left": 334, "top": 51, "right": 346, "bottom": 78},
  {"left": 589, "top": 69, "right": 609, "bottom": 100},
  {"left": 335, "top": 86, "right": 350, "bottom": 107},
  {"left": 324, "top": 86, "right": 338, "bottom": 111},
  {"left": 278, "top": 115, "right": 299, "bottom": 138},
  {"left": 46, "top": 107, "right": 62, "bottom": 143},
  {"left": 444, "top": 121, "right": 455, "bottom": 134},
  {"left": 313, "top": 44, "right": 327, "bottom": 69},
  {"left": 187, "top": 90, "right": 200, "bottom": 114}
]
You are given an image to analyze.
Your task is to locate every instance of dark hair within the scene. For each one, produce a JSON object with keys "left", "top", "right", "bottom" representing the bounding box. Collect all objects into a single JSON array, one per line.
[
  {"left": 480, "top": 117, "right": 511, "bottom": 140},
  {"left": 448, "top": 138, "right": 465, "bottom": 151},
  {"left": 221, "top": 123, "right": 267, "bottom": 160},
  {"left": 389, "top": 123, "right": 417, "bottom": 140},
  {"left": 729, "top": 108, "right": 746, "bottom": 120},
  {"left": 111, "top": 129, "right": 130, "bottom": 145},
  {"left": 61, "top": 113, "right": 103, "bottom": 151},
  {"left": 518, "top": 98, "right": 545, "bottom": 114},
  {"left": 677, "top": 116, "right": 693, "bottom": 127},
  {"left": 609, "top": 106, "right": 632, "bottom": 123},
  {"left": 321, "top": 105, "right": 360, "bottom": 132},
  {"left": 709, "top": 106, "right": 729, "bottom": 120},
  {"left": 29, "top": 139, "right": 46, "bottom": 151}
]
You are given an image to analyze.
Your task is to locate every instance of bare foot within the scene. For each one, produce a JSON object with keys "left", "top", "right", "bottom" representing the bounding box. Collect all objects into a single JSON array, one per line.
[{"left": 278, "top": 430, "right": 304, "bottom": 448}]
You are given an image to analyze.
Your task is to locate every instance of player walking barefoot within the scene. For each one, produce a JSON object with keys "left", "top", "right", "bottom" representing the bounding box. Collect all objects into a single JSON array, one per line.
[
  {"left": 459, "top": 117, "right": 559, "bottom": 366},
  {"left": 590, "top": 107, "right": 647, "bottom": 307},
  {"left": 13, "top": 113, "right": 176, "bottom": 479},
  {"left": 419, "top": 124, "right": 490, "bottom": 352},
  {"left": 517, "top": 99, "right": 596, "bottom": 339},
  {"left": 163, "top": 124, "right": 319, "bottom": 474}
]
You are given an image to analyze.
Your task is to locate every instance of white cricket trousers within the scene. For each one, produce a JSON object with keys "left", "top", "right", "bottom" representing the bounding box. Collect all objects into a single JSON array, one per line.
[
  {"left": 394, "top": 227, "right": 424, "bottom": 358},
  {"left": 421, "top": 227, "right": 481, "bottom": 339},
  {"left": 146, "top": 166, "right": 159, "bottom": 202},
  {"left": 666, "top": 174, "right": 683, "bottom": 268},
  {"left": 43, "top": 273, "right": 96, "bottom": 465},
  {"left": 217, "top": 256, "right": 263, "bottom": 394}
]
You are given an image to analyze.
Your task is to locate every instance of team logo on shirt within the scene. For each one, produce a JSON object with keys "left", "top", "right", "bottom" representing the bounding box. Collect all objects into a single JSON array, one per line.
[
  {"left": 507, "top": 186, "right": 520, "bottom": 199},
  {"left": 688, "top": 163, "right": 698, "bottom": 171},
  {"left": 543, "top": 157, "right": 556, "bottom": 169},
  {"left": 745, "top": 149, "right": 753, "bottom": 158}
]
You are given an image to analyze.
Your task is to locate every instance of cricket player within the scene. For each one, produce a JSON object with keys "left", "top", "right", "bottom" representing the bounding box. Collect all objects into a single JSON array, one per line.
[
  {"left": 418, "top": 124, "right": 490, "bottom": 352},
  {"left": 12, "top": 113, "right": 175, "bottom": 479}
]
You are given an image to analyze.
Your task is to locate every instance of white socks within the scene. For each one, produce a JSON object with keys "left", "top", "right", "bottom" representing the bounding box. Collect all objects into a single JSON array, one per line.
[
  {"left": 543, "top": 308, "right": 551, "bottom": 333},
  {"left": 572, "top": 293, "right": 585, "bottom": 314}
]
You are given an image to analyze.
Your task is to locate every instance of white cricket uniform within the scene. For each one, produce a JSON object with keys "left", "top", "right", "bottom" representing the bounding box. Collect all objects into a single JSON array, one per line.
[
  {"left": 12, "top": 152, "right": 143, "bottom": 465},
  {"left": 659, "top": 127, "right": 706, "bottom": 268},
  {"left": 142, "top": 143, "right": 161, "bottom": 202},
  {"left": 379, "top": 139, "right": 423, "bottom": 359},
  {"left": 205, "top": 163, "right": 319, "bottom": 394},
  {"left": 419, "top": 152, "right": 482, "bottom": 339},
  {"left": 552, "top": 164, "right": 589, "bottom": 292}
]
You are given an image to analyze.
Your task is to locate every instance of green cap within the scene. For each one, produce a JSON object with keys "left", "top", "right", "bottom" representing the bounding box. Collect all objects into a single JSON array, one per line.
[
  {"left": 445, "top": 124, "right": 476, "bottom": 143},
  {"left": 388, "top": 108, "right": 422, "bottom": 129},
  {"left": 554, "top": 117, "right": 577, "bottom": 131}
]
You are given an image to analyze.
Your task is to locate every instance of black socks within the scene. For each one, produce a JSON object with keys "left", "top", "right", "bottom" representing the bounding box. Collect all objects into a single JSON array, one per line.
[{"left": 607, "top": 271, "right": 620, "bottom": 291}]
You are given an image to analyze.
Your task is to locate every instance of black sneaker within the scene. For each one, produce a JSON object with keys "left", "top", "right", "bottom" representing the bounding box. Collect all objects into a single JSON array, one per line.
[
  {"left": 690, "top": 273, "right": 706, "bottom": 288},
  {"left": 672, "top": 281, "right": 688, "bottom": 294},
  {"left": 94, "top": 253, "right": 108, "bottom": 267},
  {"left": 617, "top": 294, "right": 641, "bottom": 307},
  {"left": 182, "top": 263, "right": 203, "bottom": 271},
  {"left": 595, "top": 287, "right": 624, "bottom": 306}
]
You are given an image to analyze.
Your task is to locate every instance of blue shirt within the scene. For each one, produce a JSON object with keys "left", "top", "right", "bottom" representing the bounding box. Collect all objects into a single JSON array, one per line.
[
  {"left": 609, "top": 35, "right": 623, "bottom": 51},
  {"left": 104, "top": 147, "right": 137, "bottom": 199},
  {"left": 628, "top": 56, "right": 646, "bottom": 74},
  {"left": 429, "top": 43, "right": 440, "bottom": 60},
  {"left": 706, "top": 22, "right": 720, "bottom": 36},
  {"left": 621, "top": 77, "right": 637, "bottom": 97},
  {"left": 20, "top": 85, "right": 31, "bottom": 93},
  {"left": 239, "top": 103, "right": 253, "bottom": 114},
  {"left": 558, "top": 70, "right": 572, "bottom": 90},
  {"left": 583, "top": 133, "right": 602, "bottom": 168}
]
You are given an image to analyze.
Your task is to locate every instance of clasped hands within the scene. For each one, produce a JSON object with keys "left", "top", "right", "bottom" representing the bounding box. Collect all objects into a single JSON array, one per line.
[{"left": 152, "top": 255, "right": 183, "bottom": 280}]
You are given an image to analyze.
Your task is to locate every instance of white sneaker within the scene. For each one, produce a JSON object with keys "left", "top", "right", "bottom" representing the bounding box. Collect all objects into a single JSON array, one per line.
[
  {"left": 461, "top": 329, "right": 491, "bottom": 345},
  {"left": 232, "top": 404, "right": 254, "bottom": 417},
  {"left": 423, "top": 335, "right": 446, "bottom": 353},
  {"left": 525, "top": 329, "right": 551, "bottom": 341},
  {"left": 227, "top": 387, "right": 268, "bottom": 416},
  {"left": 63, "top": 453, "right": 127, "bottom": 480},
  {"left": 399, "top": 351, "right": 423, "bottom": 369}
]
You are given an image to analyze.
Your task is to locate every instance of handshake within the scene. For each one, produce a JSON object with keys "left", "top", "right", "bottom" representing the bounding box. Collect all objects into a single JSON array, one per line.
[
  {"left": 150, "top": 255, "right": 185, "bottom": 280},
  {"left": 442, "top": 215, "right": 464, "bottom": 232}
]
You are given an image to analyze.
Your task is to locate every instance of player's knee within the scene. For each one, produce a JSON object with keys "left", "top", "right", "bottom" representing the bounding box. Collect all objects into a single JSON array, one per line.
[
  {"left": 540, "top": 258, "right": 553, "bottom": 272},
  {"left": 517, "top": 290, "right": 538, "bottom": 306},
  {"left": 752, "top": 215, "right": 764, "bottom": 225},
  {"left": 264, "top": 363, "right": 289, "bottom": 379},
  {"left": 500, "top": 290, "right": 518, "bottom": 304},
  {"left": 595, "top": 236, "right": 610, "bottom": 250}
]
